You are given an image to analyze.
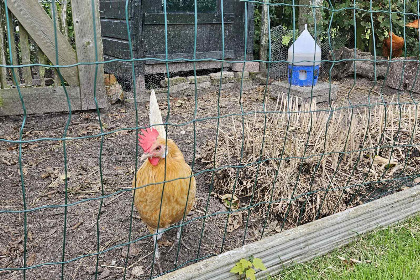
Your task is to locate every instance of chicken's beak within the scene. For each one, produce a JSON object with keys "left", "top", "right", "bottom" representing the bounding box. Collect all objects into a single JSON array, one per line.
[{"left": 140, "top": 152, "right": 152, "bottom": 161}]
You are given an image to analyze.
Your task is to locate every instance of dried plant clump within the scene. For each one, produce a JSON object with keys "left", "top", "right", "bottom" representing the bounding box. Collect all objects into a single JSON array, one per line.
[{"left": 201, "top": 93, "right": 420, "bottom": 230}]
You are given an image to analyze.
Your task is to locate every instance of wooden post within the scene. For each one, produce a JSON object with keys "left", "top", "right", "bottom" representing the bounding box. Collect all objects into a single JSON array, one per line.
[
  {"left": 37, "top": 47, "right": 47, "bottom": 87},
  {"left": 19, "top": 23, "right": 32, "bottom": 85},
  {"left": 298, "top": 0, "right": 311, "bottom": 32},
  {"left": 259, "top": 0, "right": 269, "bottom": 73},
  {"left": 0, "top": 5, "right": 8, "bottom": 88},
  {"left": 299, "top": 0, "right": 323, "bottom": 33},
  {"left": 61, "top": 0, "right": 69, "bottom": 39},
  {"left": 50, "top": 1, "right": 61, "bottom": 86},
  {"left": 7, "top": 11, "right": 19, "bottom": 85},
  {"left": 70, "top": 0, "right": 106, "bottom": 110}
]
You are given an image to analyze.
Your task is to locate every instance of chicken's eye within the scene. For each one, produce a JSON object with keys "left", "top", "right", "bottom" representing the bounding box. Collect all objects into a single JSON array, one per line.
[{"left": 155, "top": 146, "right": 161, "bottom": 151}]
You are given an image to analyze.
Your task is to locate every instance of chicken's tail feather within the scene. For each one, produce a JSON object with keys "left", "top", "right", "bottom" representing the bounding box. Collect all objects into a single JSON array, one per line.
[{"left": 149, "top": 89, "right": 166, "bottom": 139}]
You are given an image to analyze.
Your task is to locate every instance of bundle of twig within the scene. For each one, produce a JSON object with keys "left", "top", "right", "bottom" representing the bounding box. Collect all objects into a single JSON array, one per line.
[{"left": 202, "top": 93, "right": 419, "bottom": 229}]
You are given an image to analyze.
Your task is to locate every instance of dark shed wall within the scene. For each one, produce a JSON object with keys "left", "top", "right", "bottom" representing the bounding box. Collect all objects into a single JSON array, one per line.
[
  {"left": 100, "top": 0, "right": 254, "bottom": 81},
  {"left": 142, "top": 0, "right": 253, "bottom": 63},
  {"left": 100, "top": 0, "right": 141, "bottom": 80}
]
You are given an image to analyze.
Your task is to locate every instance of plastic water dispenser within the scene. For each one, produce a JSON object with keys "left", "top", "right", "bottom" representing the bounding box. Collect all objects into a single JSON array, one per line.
[{"left": 287, "top": 24, "right": 321, "bottom": 86}]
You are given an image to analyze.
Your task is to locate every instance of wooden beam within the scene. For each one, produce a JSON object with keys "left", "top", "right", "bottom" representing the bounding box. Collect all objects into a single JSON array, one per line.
[
  {"left": 8, "top": 10, "right": 18, "bottom": 85},
  {"left": 0, "top": 5, "right": 8, "bottom": 88},
  {"left": 71, "top": 0, "right": 107, "bottom": 110},
  {"left": 0, "top": 86, "right": 81, "bottom": 116},
  {"left": 6, "top": 0, "right": 79, "bottom": 86},
  {"left": 19, "top": 24, "right": 32, "bottom": 85}
]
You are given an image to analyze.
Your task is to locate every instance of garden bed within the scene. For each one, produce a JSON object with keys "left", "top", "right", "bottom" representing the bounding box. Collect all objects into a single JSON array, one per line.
[{"left": 0, "top": 77, "right": 419, "bottom": 279}]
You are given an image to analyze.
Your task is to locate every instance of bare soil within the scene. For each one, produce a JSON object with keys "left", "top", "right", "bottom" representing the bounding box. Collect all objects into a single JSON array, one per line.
[{"left": 0, "top": 77, "right": 419, "bottom": 280}]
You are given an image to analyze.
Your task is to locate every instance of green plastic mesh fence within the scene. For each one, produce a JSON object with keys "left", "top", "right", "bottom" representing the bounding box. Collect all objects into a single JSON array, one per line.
[{"left": 0, "top": 0, "right": 419, "bottom": 279}]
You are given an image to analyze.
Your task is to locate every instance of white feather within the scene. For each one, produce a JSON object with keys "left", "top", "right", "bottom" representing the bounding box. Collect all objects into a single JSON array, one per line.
[{"left": 149, "top": 89, "right": 166, "bottom": 139}]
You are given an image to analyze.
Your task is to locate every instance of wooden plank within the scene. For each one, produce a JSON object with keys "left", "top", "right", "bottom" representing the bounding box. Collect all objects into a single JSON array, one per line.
[
  {"left": 50, "top": 1, "right": 61, "bottom": 86},
  {"left": 60, "top": 0, "right": 69, "bottom": 39},
  {"left": 144, "top": 50, "right": 235, "bottom": 64},
  {"left": 6, "top": 0, "right": 79, "bottom": 86},
  {"left": 0, "top": 86, "right": 81, "bottom": 116},
  {"left": 37, "top": 47, "right": 47, "bottom": 87},
  {"left": 100, "top": 19, "right": 129, "bottom": 40},
  {"left": 157, "top": 184, "right": 420, "bottom": 280},
  {"left": 8, "top": 10, "right": 18, "bottom": 85},
  {"left": 102, "top": 37, "right": 131, "bottom": 59},
  {"left": 0, "top": 5, "right": 8, "bottom": 88},
  {"left": 71, "top": 0, "right": 106, "bottom": 110},
  {"left": 144, "top": 61, "right": 230, "bottom": 75},
  {"left": 100, "top": 0, "right": 133, "bottom": 20},
  {"left": 143, "top": 13, "right": 235, "bottom": 25},
  {"left": 19, "top": 23, "right": 32, "bottom": 85}
]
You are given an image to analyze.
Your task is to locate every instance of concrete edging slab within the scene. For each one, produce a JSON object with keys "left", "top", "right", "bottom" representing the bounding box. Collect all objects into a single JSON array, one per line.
[{"left": 157, "top": 185, "right": 420, "bottom": 280}]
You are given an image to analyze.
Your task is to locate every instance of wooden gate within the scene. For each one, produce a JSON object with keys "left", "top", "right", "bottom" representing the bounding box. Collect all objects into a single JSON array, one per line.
[{"left": 0, "top": 0, "right": 106, "bottom": 116}]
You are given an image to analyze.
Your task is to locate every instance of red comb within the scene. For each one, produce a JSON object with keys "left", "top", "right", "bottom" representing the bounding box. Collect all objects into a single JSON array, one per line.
[{"left": 138, "top": 127, "right": 159, "bottom": 152}]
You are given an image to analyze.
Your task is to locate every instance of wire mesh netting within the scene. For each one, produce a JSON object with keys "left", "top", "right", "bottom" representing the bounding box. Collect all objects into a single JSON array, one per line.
[
  {"left": 270, "top": 25, "right": 352, "bottom": 79},
  {"left": 0, "top": 0, "right": 420, "bottom": 279}
]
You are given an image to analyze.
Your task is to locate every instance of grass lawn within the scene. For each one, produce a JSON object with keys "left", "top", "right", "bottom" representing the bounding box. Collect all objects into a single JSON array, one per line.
[{"left": 272, "top": 214, "right": 420, "bottom": 280}]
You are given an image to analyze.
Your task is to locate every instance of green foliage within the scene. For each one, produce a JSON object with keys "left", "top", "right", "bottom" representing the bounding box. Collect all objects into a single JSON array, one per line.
[
  {"left": 254, "top": 0, "right": 420, "bottom": 59},
  {"left": 321, "top": 0, "right": 420, "bottom": 55},
  {"left": 231, "top": 256, "right": 267, "bottom": 280}
]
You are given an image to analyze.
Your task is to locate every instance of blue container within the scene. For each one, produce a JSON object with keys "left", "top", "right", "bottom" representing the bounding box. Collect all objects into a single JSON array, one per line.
[{"left": 288, "top": 65, "right": 319, "bottom": 87}]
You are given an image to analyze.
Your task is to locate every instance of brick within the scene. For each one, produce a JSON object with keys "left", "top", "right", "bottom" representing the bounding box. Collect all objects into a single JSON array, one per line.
[
  {"left": 234, "top": 71, "right": 250, "bottom": 79},
  {"left": 160, "top": 76, "right": 188, "bottom": 87},
  {"left": 231, "top": 62, "right": 260, "bottom": 72},
  {"left": 168, "top": 82, "right": 191, "bottom": 94},
  {"left": 187, "top": 75, "right": 211, "bottom": 84},
  {"left": 209, "top": 72, "right": 234, "bottom": 85},
  {"left": 197, "top": 81, "right": 212, "bottom": 90}
]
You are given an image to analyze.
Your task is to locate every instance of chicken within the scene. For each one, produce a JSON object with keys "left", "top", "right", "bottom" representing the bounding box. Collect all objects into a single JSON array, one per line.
[
  {"left": 406, "top": 19, "right": 420, "bottom": 29},
  {"left": 406, "top": 19, "right": 420, "bottom": 41},
  {"left": 133, "top": 90, "right": 196, "bottom": 273},
  {"left": 382, "top": 32, "right": 404, "bottom": 58}
]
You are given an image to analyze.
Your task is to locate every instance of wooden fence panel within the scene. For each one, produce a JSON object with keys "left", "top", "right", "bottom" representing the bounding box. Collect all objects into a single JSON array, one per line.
[
  {"left": 19, "top": 24, "right": 32, "bottom": 85},
  {"left": 0, "top": 0, "right": 106, "bottom": 116},
  {"left": 0, "top": 5, "right": 7, "bottom": 88},
  {"left": 71, "top": 0, "right": 106, "bottom": 110},
  {"left": 6, "top": 0, "right": 79, "bottom": 86},
  {"left": 0, "top": 86, "right": 81, "bottom": 115}
]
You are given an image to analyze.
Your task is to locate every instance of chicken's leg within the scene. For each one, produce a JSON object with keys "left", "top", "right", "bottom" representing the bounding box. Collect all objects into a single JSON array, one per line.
[
  {"left": 151, "top": 229, "right": 164, "bottom": 275},
  {"left": 168, "top": 223, "right": 190, "bottom": 254}
]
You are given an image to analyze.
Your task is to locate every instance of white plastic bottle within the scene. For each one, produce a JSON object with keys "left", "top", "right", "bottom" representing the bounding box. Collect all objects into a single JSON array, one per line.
[{"left": 287, "top": 24, "right": 321, "bottom": 66}]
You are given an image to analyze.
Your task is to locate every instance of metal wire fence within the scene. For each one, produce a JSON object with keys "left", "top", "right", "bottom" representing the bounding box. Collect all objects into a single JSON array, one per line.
[
  {"left": 270, "top": 25, "right": 352, "bottom": 79},
  {"left": 0, "top": 0, "right": 420, "bottom": 279}
]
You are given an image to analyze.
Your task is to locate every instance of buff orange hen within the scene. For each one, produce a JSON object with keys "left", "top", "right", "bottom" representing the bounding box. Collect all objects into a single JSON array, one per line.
[{"left": 133, "top": 90, "right": 196, "bottom": 273}]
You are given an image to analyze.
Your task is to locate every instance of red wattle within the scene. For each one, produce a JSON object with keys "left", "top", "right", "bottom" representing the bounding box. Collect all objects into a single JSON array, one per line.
[{"left": 148, "top": 157, "right": 160, "bottom": 166}]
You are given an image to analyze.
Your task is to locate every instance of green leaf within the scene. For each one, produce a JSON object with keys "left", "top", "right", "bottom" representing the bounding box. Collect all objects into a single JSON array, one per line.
[
  {"left": 246, "top": 268, "right": 256, "bottom": 280},
  {"left": 230, "top": 263, "right": 243, "bottom": 275},
  {"left": 252, "top": 258, "right": 267, "bottom": 271},
  {"left": 240, "top": 259, "right": 252, "bottom": 269}
]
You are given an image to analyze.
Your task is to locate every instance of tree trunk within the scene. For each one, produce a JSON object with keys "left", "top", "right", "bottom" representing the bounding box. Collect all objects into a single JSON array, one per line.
[
  {"left": 259, "top": 0, "right": 269, "bottom": 73},
  {"left": 298, "top": 0, "right": 311, "bottom": 32},
  {"left": 299, "top": 0, "right": 323, "bottom": 34}
]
